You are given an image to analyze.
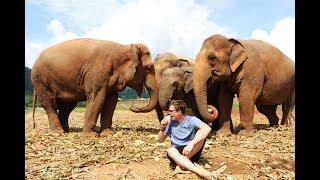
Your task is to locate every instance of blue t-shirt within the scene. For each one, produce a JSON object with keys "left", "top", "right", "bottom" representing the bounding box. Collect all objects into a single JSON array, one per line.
[{"left": 164, "top": 115, "right": 203, "bottom": 147}]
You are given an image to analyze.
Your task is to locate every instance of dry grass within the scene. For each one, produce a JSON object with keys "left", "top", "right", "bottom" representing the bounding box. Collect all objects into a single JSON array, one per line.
[{"left": 25, "top": 100, "right": 295, "bottom": 179}]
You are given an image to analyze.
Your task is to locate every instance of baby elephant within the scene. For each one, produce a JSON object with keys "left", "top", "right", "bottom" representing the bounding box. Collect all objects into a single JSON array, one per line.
[{"left": 158, "top": 66, "right": 220, "bottom": 129}]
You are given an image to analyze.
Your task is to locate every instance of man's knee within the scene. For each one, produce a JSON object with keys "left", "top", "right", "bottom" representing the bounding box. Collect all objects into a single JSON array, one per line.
[{"left": 167, "top": 147, "right": 177, "bottom": 156}]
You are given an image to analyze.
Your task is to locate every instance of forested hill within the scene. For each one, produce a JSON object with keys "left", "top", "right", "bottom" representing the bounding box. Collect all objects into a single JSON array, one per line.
[
  {"left": 24, "top": 67, "right": 150, "bottom": 99},
  {"left": 25, "top": 67, "right": 33, "bottom": 96}
]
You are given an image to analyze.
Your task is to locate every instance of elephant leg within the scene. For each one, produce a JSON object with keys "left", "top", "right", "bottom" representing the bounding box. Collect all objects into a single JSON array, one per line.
[
  {"left": 281, "top": 91, "right": 295, "bottom": 126},
  {"left": 216, "top": 85, "right": 233, "bottom": 136},
  {"left": 42, "top": 100, "right": 64, "bottom": 133},
  {"left": 83, "top": 88, "right": 107, "bottom": 137},
  {"left": 155, "top": 102, "right": 164, "bottom": 123},
  {"left": 237, "top": 86, "right": 258, "bottom": 137},
  {"left": 57, "top": 102, "right": 77, "bottom": 132},
  {"left": 256, "top": 105, "right": 279, "bottom": 126},
  {"left": 100, "top": 91, "right": 118, "bottom": 136}
]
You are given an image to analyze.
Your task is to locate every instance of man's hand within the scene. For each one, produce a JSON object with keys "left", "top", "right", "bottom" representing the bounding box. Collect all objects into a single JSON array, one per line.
[
  {"left": 158, "top": 116, "right": 170, "bottom": 143},
  {"left": 160, "top": 115, "right": 171, "bottom": 130},
  {"left": 182, "top": 143, "right": 194, "bottom": 156}
]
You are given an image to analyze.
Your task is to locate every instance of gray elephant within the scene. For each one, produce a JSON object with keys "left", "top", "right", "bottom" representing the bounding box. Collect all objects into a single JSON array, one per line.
[
  {"left": 154, "top": 52, "right": 194, "bottom": 83},
  {"left": 158, "top": 66, "right": 220, "bottom": 130},
  {"left": 153, "top": 52, "right": 195, "bottom": 121},
  {"left": 31, "top": 38, "right": 159, "bottom": 137},
  {"left": 193, "top": 34, "right": 295, "bottom": 137}
]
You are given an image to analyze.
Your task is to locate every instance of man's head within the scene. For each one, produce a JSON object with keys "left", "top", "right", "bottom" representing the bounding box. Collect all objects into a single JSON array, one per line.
[{"left": 168, "top": 100, "right": 187, "bottom": 121}]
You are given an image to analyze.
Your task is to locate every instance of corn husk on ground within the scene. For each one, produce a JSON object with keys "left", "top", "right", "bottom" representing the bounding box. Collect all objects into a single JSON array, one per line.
[{"left": 25, "top": 100, "right": 294, "bottom": 179}]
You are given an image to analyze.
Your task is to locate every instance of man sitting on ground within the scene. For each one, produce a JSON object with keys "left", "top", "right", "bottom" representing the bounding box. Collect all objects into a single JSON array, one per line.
[{"left": 158, "top": 100, "right": 215, "bottom": 179}]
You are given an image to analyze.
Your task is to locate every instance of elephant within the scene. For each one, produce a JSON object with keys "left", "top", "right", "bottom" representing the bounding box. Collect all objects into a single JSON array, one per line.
[
  {"left": 153, "top": 52, "right": 195, "bottom": 121},
  {"left": 154, "top": 52, "right": 195, "bottom": 83},
  {"left": 193, "top": 34, "right": 295, "bottom": 137},
  {"left": 31, "top": 38, "right": 159, "bottom": 137},
  {"left": 158, "top": 66, "right": 220, "bottom": 130}
]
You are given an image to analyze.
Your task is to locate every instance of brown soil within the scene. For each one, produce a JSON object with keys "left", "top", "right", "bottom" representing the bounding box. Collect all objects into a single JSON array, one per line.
[{"left": 25, "top": 101, "right": 295, "bottom": 179}]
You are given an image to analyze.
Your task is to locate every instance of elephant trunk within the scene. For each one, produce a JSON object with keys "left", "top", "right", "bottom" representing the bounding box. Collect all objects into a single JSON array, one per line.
[
  {"left": 158, "top": 81, "right": 174, "bottom": 110},
  {"left": 193, "top": 53, "right": 218, "bottom": 123},
  {"left": 130, "top": 73, "right": 159, "bottom": 112}
]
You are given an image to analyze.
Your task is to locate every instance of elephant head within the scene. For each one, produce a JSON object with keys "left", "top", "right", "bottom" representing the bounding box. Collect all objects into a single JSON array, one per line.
[
  {"left": 126, "top": 43, "right": 159, "bottom": 113},
  {"left": 158, "top": 66, "right": 193, "bottom": 110},
  {"left": 193, "top": 34, "right": 247, "bottom": 122},
  {"left": 154, "top": 52, "right": 194, "bottom": 83}
]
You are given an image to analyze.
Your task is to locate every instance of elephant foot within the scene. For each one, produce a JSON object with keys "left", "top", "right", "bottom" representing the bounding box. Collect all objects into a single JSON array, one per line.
[
  {"left": 280, "top": 119, "right": 292, "bottom": 126},
  {"left": 238, "top": 129, "right": 254, "bottom": 137},
  {"left": 270, "top": 124, "right": 280, "bottom": 129},
  {"left": 82, "top": 130, "right": 99, "bottom": 138},
  {"left": 269, "top": 120, "right": 279, "bottom": 127},
  {"left": 50, "top": 127, "right": 65, "bottom": 134},
  {"left": 216, "top": 128, "right": 232, "bottom": 137},
  {"left": 100, "top": 128, "right": 114, "bottom": 137},
  {"left": 62, "top": 125, "right": 70, "bottom": 133}
]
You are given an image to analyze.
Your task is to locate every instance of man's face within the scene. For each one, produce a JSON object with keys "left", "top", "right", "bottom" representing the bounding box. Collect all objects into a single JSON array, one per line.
[{"left": 168, "top": 105, "right": 181, "bottom": 120}]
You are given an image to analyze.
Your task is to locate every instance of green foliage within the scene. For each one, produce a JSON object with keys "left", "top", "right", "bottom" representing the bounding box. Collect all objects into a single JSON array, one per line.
[
  {"left": 74, "top": 107, "right": 86, "bottom": 113},
  {"left": 25, "top": 95, "right": 41, "bottom": 107},
  {"left": 25, "top": 95, "right": 33, "bottom": 107},
  {"left": 232, "top": 102, "right": 240, "bottom": 109},
  {"left": 118, "top": 87, "right": 150, "bottom": 100},
  {"left": 25, "top": 67, "right": 33, "bottom": 96},
  {"left": 77, "top": 101, "right": 86, "bottom": 107}
]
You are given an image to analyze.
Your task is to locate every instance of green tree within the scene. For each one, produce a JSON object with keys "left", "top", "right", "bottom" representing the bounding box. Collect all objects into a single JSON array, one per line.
[{"left": 25, "top": 67, "right": 33, "bottom": 96}]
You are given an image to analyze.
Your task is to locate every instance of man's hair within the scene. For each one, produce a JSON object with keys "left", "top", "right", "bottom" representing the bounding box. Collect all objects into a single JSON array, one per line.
[{"left": 169, "top": 100, "right": 187, "bottom": 114}]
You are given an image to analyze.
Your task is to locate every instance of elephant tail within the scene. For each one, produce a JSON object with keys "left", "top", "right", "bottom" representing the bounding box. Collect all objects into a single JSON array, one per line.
[{"left": 32, "top": 91, "right": 37, "bottom": 129}]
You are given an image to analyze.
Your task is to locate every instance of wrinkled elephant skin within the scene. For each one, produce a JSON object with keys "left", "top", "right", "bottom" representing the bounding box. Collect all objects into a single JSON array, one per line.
[
  {"left": 193, "top": 34, "right": 295, "bottom": 137},
  {"left": 31, "top": 38, "right": 159, "bottom": 137}
]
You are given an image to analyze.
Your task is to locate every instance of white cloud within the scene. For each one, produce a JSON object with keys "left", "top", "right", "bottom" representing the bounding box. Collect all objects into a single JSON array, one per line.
[
  {"left": 24, "top": 0, "right": 239, "bottom": 68},
  {"left": 25, "top": 41, "right": 43, "bottom": 68},
  {"left": 251, "top": 17, "right": 295, "bottom": 61},
  {"left": 83, "top": 0, "right": 232, "bottom": 58},
  {"left": 25, "top": 19, "right": 79, "bottom": 68},
  {"left": 47, "top": 19, "right": 79, "bottom": 44}
]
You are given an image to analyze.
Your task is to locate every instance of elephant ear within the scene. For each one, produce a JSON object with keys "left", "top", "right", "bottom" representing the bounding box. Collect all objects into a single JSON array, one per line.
[
  {"left": 134, "top": 44, "right": 144, "bottom": 62},
  {"left": 177, "top": 59, "right": 190, "bottom": 67},
  {"left": 228, "top": 38, "right": 248, "bottom": 72},
  {"left": 183, "top": 69, "right": 193, "bottom": 93},
  {"left": 129, "top": 44, "right": 141, "bottom": 71}
]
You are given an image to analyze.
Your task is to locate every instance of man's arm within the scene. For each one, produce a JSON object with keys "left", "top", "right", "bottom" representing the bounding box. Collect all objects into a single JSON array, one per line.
[
  {"left": 158, "top": 129, "right": 167, "bottom": 143},
  {"left": 158, "top": 116, "right": 170, "bottom": 143},
  {"left": 182, "top": 122, "right": 211, "bottom": 156},
  {"left": 189, "top": 122, "right": 211, "bottom": 146}
]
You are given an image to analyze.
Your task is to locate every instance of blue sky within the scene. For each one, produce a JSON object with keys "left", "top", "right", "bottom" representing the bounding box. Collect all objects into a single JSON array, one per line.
[{"left": 25, "top": 0, "right": 295, "bottom": 68}]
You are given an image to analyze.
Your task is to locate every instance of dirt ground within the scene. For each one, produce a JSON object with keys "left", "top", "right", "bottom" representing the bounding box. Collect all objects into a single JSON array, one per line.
[{"left": 25, "top": 100, "right": 295, "bottom": 179}]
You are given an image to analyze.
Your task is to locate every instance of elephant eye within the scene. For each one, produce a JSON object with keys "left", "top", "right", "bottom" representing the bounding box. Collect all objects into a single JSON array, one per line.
[{"left": 208, "top": 55, "right": 217, "bottom": 63}]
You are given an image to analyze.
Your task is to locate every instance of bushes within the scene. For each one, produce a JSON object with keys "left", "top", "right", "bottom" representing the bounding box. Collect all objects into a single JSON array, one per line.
[{"left": 25, "top": 95, "right": 35, "bottom": 107}]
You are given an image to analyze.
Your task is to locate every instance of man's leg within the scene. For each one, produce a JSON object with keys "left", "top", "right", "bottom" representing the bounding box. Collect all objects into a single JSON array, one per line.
[{"left": 167, "top": 146, "right": 212, "bottom": 179}]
